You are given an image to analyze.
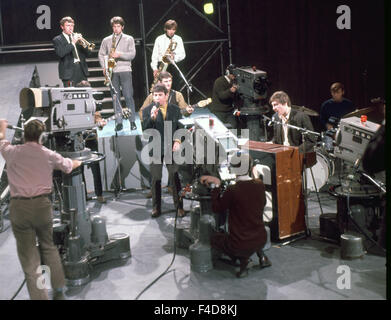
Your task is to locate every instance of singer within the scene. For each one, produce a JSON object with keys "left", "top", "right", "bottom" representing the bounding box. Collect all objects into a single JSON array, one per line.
[{"left": 141, "top": 84, "right": 185, "bottom": 219}]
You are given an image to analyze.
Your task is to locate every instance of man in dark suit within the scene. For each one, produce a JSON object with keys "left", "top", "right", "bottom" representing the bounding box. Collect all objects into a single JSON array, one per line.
[
  {"left": 142, "top": 84, "right": 185, "bottom": 218},
  {"left": 53, "top": 16, "right": 89, "bottom": 87},
  {"left": 269, "top": 91, "right": 316, "bottom": 153}
]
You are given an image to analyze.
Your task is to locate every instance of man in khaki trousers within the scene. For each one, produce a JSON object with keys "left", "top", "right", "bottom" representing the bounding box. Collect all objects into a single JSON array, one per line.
[{"left": 0, "top": 119, "right": 81, "bottom": 300}]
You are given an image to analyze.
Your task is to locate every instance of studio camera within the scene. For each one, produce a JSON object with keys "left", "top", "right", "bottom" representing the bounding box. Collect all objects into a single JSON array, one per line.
[
  {"left": 19, "top": 86, "right": 104, "bottom": 156},
  {"left": 232, "top": 66, "right": 270, "bottom": 115}
]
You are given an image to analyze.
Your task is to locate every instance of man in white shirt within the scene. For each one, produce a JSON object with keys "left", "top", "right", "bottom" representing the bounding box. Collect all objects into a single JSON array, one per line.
[{"left": 150, "top": 20, "right": 186, "bottom": 82}]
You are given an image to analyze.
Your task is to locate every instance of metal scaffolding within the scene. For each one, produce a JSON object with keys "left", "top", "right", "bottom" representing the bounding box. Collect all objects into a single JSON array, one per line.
[{"left": 138, "top": 0, "right": 232, "bottom": 99}]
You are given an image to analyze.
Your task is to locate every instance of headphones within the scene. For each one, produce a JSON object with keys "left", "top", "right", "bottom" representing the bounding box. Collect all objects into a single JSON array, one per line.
[{"left": 225, "top": 64, "right": 236, "bottom": 76}]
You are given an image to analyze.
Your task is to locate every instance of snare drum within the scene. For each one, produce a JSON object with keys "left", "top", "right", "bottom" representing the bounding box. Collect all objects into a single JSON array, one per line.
[{"left": 305, "top": 152, "right": 335, "bottom": 192}]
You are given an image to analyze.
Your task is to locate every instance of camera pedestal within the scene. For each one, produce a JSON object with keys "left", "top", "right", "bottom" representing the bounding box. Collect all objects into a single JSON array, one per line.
[{"left": 54, "top": 149, "right": 131, "bottom": 286}]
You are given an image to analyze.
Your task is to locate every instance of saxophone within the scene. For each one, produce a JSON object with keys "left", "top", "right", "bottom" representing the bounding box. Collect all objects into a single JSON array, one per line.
[
  {"left": 150, "top": 38, "right": 177, "bottom": 92},
  {"left": 104, "top": 34, "right": 117, "bottom": 86}
]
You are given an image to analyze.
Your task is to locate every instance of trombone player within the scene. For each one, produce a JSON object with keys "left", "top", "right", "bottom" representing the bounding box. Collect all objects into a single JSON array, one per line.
[
  {"left": 53, "top": 16, "right": 90, "bottom": 87},
  {"left": 99, "top": 16, "right": 137, "bottom": 131}
]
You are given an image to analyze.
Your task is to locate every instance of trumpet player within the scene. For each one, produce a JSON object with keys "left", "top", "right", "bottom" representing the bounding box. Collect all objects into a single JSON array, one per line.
[
  {"left": 151, "top": 20, "right": 186, "bottom": 87},
  {"left": 98, "top": 16, "right": 137, "bottom": 131},
  {"left": 53, "top": 16, "right": 90, "bottom": 87}
]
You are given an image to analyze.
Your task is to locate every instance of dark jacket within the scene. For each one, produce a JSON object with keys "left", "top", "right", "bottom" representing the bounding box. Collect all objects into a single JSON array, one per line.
[
  {"left": 52, "top": 33, "right": 89, "bottom": 80},
  {"left": 142, "top": 103, "right": 184, "bottom": 157},
  {"left": 272, "top": 108, "right": 316, "bottom": 153},
  {"left": 211, "top": 179, "right": 267, "bottom": 251},
  {"left": 210, "top": 75, "right": 236, "bottom": 113}
]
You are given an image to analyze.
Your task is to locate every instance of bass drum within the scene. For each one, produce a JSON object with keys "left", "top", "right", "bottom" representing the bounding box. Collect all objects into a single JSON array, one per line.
[{"left": 305, "top": 152, "right": 335, "bottom": 192}]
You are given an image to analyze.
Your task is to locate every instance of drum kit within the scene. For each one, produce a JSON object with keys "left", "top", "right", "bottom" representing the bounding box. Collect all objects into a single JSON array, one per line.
[{"left": 291, "top": 105, "right": 376, "bottom": 192}]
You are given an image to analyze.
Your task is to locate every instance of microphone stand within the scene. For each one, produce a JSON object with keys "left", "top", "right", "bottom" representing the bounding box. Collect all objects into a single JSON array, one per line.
[
  {"left": 107, "top": 72, "right": 130, "bottom": 199},
  {"left": 166, "top": 55, "right": 193, "bottom": 96},
  {"left": 263, "top": 115, "right": 323, "bottom": 243}
]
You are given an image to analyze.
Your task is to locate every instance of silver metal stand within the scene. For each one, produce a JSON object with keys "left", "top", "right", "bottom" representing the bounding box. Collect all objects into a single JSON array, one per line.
[{"left": 107, "top": 77, "right": 131, "bottom": 199}]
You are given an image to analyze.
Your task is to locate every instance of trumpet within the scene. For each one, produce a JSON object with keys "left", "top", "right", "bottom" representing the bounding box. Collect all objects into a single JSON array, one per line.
[{"left": 72, "top": 32, "right": 95, "bottom": 51}]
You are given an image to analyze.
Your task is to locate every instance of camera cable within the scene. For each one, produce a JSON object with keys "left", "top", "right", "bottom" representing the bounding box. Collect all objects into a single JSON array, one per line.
[
  {"left": 10, "top": 279, "right": 26, "bottom": 300},
  {"left": 134, "top": 206, "right": 180, "bottom": 300}
]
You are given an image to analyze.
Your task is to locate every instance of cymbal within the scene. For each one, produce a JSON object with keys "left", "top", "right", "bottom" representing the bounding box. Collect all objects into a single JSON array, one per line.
[
  {"left": 342, "top": 107, "right": 373, "bottom": 118},
  {"left": 291, "top": 105, "right": 319, "bottom": 116}
]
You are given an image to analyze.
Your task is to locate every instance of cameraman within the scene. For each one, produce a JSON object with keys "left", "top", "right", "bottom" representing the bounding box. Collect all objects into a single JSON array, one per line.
[
  {"left": 0, "top": 119, "right": 81, "bottom": 300},
  {"left": 200, "top": 154, "right": 271, "bottom": 278},
  {"left": 209, "top": 64, "right": 239, "bottom": 129}
]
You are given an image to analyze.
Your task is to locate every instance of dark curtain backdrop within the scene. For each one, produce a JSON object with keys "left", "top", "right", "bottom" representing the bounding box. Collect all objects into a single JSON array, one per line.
[
  {"left": 229, "top": 0, "right": 385, "bottom": 131},
  {"left": 0, "top": 0, "right": 386, "bottom": 131}
]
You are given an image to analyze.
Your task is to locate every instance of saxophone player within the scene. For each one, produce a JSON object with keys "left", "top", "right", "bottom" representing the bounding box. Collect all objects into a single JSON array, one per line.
[
  {"left": 98, "top": 16, "right": 137, "bottom": 131},
  {"left": 150, "top": 20, "right": 186, "bottom": 84},
  {"left": 53, "top": 17, "right": 90, "bottom": 87}
]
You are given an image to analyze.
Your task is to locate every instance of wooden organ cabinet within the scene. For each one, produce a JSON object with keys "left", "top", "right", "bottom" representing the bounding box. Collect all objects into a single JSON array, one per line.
[{"left": 243, "top": 141, "right": 306, "bottom": 240}]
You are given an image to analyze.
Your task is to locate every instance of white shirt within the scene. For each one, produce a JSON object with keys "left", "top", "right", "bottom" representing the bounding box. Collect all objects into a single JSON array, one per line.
[
  {"left": 279, "top": 107, "right": 291, "bottom": 146},
  {"left": 63, "top": 32, "right": 80, "bottom": 63},
  {"left": 150, "top": 34, "right": 186, "bottom": 71}
]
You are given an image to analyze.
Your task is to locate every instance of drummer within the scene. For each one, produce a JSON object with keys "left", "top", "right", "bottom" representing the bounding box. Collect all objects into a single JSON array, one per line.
[{"left": 320, "top": 82, "right": 354, "bottom": 130}]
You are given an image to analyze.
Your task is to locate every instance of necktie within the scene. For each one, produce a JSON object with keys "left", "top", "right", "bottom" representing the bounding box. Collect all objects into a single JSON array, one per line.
[{"left": 68, "top": 35, "right": 79, "bottom": 60}]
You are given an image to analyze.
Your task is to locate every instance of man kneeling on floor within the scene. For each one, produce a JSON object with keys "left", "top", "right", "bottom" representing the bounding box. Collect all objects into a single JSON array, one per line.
[{"left": 200, "top": 154, "right": 271, "bottom": 278}]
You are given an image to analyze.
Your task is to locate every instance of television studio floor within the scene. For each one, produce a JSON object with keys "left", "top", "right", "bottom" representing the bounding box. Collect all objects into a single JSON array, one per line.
[{"left": 0, "top": 184, "right": 387, "bottom": 301}]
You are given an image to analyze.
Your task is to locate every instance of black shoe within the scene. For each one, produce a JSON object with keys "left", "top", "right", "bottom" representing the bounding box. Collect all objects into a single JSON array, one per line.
[
  {"left": 259, "top": 254, "right": 272, "bottom": 268},
  {"left": 116, "top": 123, "right": 123, "bottom": 131},
  {"left": 151, "top": 209, "right": 161, "bottom": 218},
  {"left": 130, "top": 122, "right": 137, "bottom": 130},
  {"left": 177, "top": 208, "right": 186, "bottom": 218}
]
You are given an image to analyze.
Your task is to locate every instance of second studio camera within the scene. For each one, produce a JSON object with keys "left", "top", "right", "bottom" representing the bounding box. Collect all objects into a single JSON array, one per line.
[{"left": 232, "top": 66, "right": 270, "bottom": 115}]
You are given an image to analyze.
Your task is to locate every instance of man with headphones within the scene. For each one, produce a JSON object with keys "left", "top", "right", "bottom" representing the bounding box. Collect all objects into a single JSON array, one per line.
[
  {"left": 0, "top": 118, "right": 81, "bottom": 300},
  {"left": 209, "top": 64, "right": 239, "bottom": 129}
]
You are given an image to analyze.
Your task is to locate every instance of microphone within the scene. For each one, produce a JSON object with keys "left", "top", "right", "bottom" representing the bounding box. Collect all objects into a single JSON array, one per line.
[
  {"left": 7, "top": 124, "right": 24, "bottom": 132},
  {"left": 151, "top": 102, "right": 160, "bottom": 118}
]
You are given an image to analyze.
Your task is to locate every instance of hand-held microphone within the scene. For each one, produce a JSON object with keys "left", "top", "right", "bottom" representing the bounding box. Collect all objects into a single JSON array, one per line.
[{"left": 151, "top": 102, "right": 160, "bottom": 119}]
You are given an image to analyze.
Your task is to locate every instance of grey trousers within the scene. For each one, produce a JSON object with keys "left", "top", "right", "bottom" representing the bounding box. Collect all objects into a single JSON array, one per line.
[
  {"left": 9, "top": 197, "right": 65, "bottom": 300},
  {"left": 111, "top": 71, "right": 136, "bottom": 122}
]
